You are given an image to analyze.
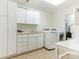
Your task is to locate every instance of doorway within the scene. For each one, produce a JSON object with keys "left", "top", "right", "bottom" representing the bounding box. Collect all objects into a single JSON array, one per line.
[{"left": 65, "top": 13, "right": 75, "bottom": 40}]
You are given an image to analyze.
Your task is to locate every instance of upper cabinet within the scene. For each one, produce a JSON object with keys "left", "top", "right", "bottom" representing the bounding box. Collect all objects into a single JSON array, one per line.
[
  {"left": 17, "top": 8, "right": 26, "bottom": 23},
  {"left": 26, "top": 9, "right": 34, "bottom": 24},
  {"left": 17, "top": 7, "right": 40, "bottom": 24}
]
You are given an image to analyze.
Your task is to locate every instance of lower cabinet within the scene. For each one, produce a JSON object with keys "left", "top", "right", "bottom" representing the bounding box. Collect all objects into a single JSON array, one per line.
[
  {"left": 17, "top": 33, "right": 44, "bottom": 53},
  {"left": 28, "top": 34, "right": 37, "bottom": 51},
  {"left": 17, "top": 35, "right": 28, "bottom": 53},
  {"left": 37, "top": 34, "right": 44, "bottom": 48}
]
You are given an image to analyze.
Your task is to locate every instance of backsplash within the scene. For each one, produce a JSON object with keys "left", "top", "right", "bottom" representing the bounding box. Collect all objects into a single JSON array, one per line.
[{"left": 17, "top": 24, "right": 38, "bottom": 32}]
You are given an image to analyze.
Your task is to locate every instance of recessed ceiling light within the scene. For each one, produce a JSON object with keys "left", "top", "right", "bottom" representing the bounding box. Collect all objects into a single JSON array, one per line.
[{"left": 45, "top": 0, "right": 64, "bottom": 5}]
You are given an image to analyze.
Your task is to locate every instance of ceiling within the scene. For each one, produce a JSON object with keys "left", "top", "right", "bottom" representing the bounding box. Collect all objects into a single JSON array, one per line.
[{"left": 16, "top": 0, "right": 79, "bottom": 13}]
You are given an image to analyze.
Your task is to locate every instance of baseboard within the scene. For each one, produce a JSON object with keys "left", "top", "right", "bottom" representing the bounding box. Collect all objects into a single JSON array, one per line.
[
  {"left": 1, "top": 47, "right": 55, "bottom": 59},
  {"left": 6, "top": 48, "right": 43, "bottom": 59},
  {"left": 44, "top": 47, "right": 55, "bottom": 51}
]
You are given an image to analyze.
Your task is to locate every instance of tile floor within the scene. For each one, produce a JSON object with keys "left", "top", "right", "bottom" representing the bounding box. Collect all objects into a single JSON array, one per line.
[{"left": 11, "top": 48, "right": 57, "bottom": 59}]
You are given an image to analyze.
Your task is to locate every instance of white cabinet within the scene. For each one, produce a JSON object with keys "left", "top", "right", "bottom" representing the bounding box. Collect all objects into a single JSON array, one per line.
[
  {"left": 26, "top": 9, "right": 34, "bottom": 24},
  {"left": 8, "top": 17, "right": 17, "bottom": 55},
  {"left": 0, "top": 0, "right": 17, "bottom": 58},
  {"left": 37, "top": 34, "right": 44, "bottom": 48},
  {"left": 28, "top": 34, "right": 37, "bottom": 51},
  {"left": 45, "top": 33, "right": 58, "bottom": 50},
  {"left": 17, "top": 33, "right": 44, "bottom": 53},
  {"left": 0, "top": 0, "right": 8, "bottom": 58},
  {"left": 7, "top": 0, "right": 17, "bottom": 56},
  {"left": 34, "top": 11, "right": 40, "bottom": 24},
  {"left": 0, "top": 17, "right": 8, "bottom": 58},
  {"left": 17, "top": 35, "right": 28, "bottom": 53},
  {"left": 17, "top": 7, "right": 40, "bottom": 24},
  {"left": 0, "top": 0, "right": 7, "bottom": 16},
  {"left": 26, "top": 10, "right": 40, "bottom": 24},
  {"left": 8, "top": 0, "right": 17, "bottom": 17},
  {"left": 17, "top": 8, "right": 26, "bottom": 23}
]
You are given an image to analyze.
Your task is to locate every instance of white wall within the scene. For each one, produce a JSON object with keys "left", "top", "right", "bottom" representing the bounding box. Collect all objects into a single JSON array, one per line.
[
  {"left": 37, "top": 11, "right": 53, "bottom": 31},
  {"left": 52, "top": 4, "right": 79, "bottom": 33}
]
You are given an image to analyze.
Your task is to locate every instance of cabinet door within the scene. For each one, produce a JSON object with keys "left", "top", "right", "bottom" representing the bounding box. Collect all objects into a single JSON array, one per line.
[
  {"left": 7, "top": 0, "right": 17, "bottom": 56},
  {"left": 28, "top": 35, "right": 37, "bottom": 51},
  {"left": 45, "top": 33, "right": 58, "bottom": 49},
  {"left": 34, "top": 11, "right": 40, "bottom": 24},
  {"left": 50, "top": 33, "right": 58, "bottom": 48},
  {"left": 8, "top": 0, "right": 17, "bottom": 17},
  {"left": 8, "top": 17, "right": 17, "bottom": 55},
  {"left": 0, "top": 17, "right": 7, "bottom": 58},
  {"left": 37, "top": 34, "right": 44, "bottom": 48},
  {"left": 17, "top": 8, "right": 25, "bottom": 23},
  {"left": 0, "top": 0, "right": 7, "bottom": 16},
  {"left": 17, "top": 35, "right": 28, "bottom": 53},
  {"left": 26, "top": 9, "right": 34, "bottom": 24}
]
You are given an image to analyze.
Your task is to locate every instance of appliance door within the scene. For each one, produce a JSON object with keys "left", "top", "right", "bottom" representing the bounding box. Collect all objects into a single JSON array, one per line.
[{"left": 45, "top": 32, "right": 58, "bottom": 50}]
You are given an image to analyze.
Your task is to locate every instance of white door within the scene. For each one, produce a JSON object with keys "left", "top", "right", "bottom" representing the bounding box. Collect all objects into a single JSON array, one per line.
[
  {"left": 26, "top": 9, "right": 34, "bottom": 24},
  {"left": 34, "top": 11, "right": 40, "bottom": 24},
  {"left": 17, "top": 8, "right": 25, "bottom": 23},
  {"left": 28, "top": 34, "right": 37, "bottom": 51},
  {"left": 17, "top": 35, "right": 28, "bottom": 53},
  {"left": 7, "top": 0, "right": 17, "bottom": 55},
  {"left": 0, "top": 17, "right": 7, "bottom": 58},
  {"left": 37, "top": 34, "right": 44, "bottom": 48}
]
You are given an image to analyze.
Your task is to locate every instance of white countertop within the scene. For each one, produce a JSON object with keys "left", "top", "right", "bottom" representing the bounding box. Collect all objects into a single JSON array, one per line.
[
  {"left": 56, "top": 39, "right": 79, "bottom": 52},
  {"left": 17, "top": 32, "right": 44, "bottom": 35},
  {"left": 17, "top": 31, "right": 59, "bottom": 35}
]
